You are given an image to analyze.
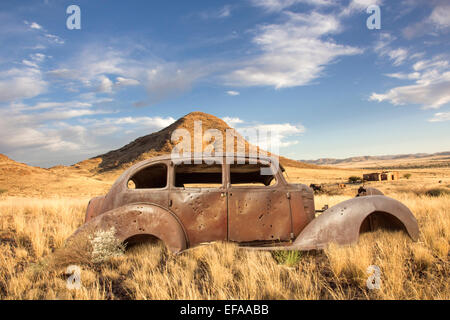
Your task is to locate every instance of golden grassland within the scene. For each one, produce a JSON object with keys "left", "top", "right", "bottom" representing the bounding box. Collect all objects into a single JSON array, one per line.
[{"left": 0, "top": 166, "right": 449, "bottom": 300}]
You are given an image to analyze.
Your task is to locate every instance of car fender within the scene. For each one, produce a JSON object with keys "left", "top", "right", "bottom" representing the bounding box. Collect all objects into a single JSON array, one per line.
[
  {"left": 85, "top": 195, "right": 106, "bottom": 222},
  {"left": 292, "top": 195, "right": 419, "bottom": 250},
  {"left": 72, "top": 203, "right": 188, "bottom": 253}
]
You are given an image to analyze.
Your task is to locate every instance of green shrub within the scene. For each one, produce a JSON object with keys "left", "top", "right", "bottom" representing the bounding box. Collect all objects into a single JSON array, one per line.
[
  {"left": 272, "top": 250, "right": 302, "bottom": 267},
  {"left": 348, "top": 176, "right": 362, "bottom": 184},
  {"left": 0, "top": 189, "right": 7, "bottom": 195},
  {"left": 425, "top": 188, "right": 450, "bottom": 197},
  {"left": 403, "top": 173, "right": 412, "bottom": 179}
]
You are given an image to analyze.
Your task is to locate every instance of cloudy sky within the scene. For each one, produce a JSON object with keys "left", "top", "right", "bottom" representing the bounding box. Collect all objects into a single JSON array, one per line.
[{"left": 0, "top": 0, "right": 449, "bottom": 167}]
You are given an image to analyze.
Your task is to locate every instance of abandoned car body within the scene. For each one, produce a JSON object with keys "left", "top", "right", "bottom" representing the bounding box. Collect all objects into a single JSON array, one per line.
[{"left": 73, "top": 155, "right": 419, "bottom": 253}]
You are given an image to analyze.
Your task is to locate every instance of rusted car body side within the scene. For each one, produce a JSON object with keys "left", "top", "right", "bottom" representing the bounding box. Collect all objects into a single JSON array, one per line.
[
  {"left": 82, "top": 155, "right": 314, "bottom": 250},
  {"left": 78, "top": 154, "right": 419, "bottom": 252}
]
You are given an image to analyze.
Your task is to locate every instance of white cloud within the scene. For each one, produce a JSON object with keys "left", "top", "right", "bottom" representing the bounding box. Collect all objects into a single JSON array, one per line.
[
  {"left": 251, "top": 0, "right": 335, "bottom": 12},
  {"left": 97, "top": 76, "right": 114, "bottom": 93},
  {"left": 22, "top": 59, "right": 39, "bottom": 68},
  {"left": 0, "top": 112, "right": 83, "bottom": 153},
  {"left": 374, "top": 33, "right": 410, "bottom": 66},
  {"left": 340, "top": 0, "right": 383, "bottom": 16},
  {"left": 23, "top": 21, "right": 65, "bottom": 45},
  {"left": 47, "top": 48, "right": 127, "bottom": 87},
  {"left": 46, "top": 68, "right": 72, "bottom": 78},
  {"left": 236, "top": 122, "right": 305, "bottom": 149},
  {"left": 429, "top": 4, "right": 450, "bottom": 29},
  {"left": 31, "top": 53, "right": 46, "bottom": 62},
  {"left": 370, "top": 56, "right": 450, "bottom": 109},
  {"left": 30, "top": 22, "right": 42, "bottom": 30},
  {"left": 46, "top": 46, "right": 203, "bottom": 104},
  {"left": 225, "top": 11, "right": 361, "bottom": 88},
  {"left": 19, "top": 101, "right": 92, "bottom": 111},
  {"left": 79, "top": 116, "right": 176, "bottom": 140},
  {"left": 387, "top": 48, "right": 409, "bottom": 66},
  {"left": 0, "top": 96, "right": 176, "bottom": 165},
  {"left": 430, "top": 4, "right": 450, "bottom": 28},
  {"left": 384, "top": 72, "right": 421, "bottom": 80},
  {"left": 218, "top": 5, "right": 232, "bottom": 18},
  {"left": 24, "top": 21, "right": 43, "bottom": 30},
  {"left": 115, "top": 77, "right": 140, "bottom": 86},
  {"left": 223, "top": 117, "right": 305, "bottom": 150},
  {"left": 199, "top": 5, "right": 233, "bottom": 19},
  {"left": 223, "top": 116, "right": 244, "bottom": 126},
  {"left": 0, "top": 67, "right": 47, "bottom": 102},
  {"left": 226, "top": 90, "right": 240, "bottom": 96},
  {"left": 403, "top": 3, "right": 450, "bottom": 39},
  {"left": 38, "top": 109, "right": 110, "bottom": 121},
  {"left": 141, "top": 64, "right": 204, "bottom": 105},
  {"left": 428, "top": 112, "right": 450, "bottom": 122},
  {"left": 45, "top": 34, "right": 64, "bottom": 44},
  {"left": 110, "top": 116, "right": 175, "bottom": 127}
]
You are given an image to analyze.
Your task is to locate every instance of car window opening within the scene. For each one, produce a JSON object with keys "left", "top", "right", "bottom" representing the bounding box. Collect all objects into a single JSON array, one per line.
[
  {"left": 230, "top": 163, "right": 277, "bottom": 187},
  {"left": 128, "top": 163, "right": 167, "bottom": 189},
  {"left": 175, "top": 163, "right": 223, "bottom": 188}
]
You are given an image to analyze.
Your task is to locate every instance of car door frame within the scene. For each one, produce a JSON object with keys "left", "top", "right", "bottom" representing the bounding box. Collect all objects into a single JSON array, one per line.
[
  {"left": 225, "top": 159, "right": 293, "bottom": 243},
  {"left": 168, "top": 157, "right": 229, "bottom": 247},
  {"left": 114, "top": 160, "right": 171, "bottom": 210}
]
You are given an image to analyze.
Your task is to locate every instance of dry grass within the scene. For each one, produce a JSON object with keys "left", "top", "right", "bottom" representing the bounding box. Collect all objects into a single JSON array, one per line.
[{"left": 0, "top": 187, "right": 448, "bottom": 300}]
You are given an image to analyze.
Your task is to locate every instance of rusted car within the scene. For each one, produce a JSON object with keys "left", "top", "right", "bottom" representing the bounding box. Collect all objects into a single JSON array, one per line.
[{"left": 73, "top": 155, "right": 419, "bottom": 252}]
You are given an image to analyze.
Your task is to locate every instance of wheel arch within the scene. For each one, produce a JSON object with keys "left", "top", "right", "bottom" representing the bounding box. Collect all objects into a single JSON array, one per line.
[
  {"left": 73, "top": 202, "right": 189, "bottom": 253},
  {"left": 292, "top": 195, "right": 419, "bottom": 250}
]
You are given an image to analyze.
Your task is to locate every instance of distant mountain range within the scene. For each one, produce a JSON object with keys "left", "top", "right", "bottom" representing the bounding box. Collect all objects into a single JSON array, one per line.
[{"left": 301, "top": 151, "right": 450, "bottom": 166}]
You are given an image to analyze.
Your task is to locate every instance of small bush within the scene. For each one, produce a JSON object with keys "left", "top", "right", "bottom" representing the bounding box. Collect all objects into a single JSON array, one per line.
[
  {"left": 403, "top": 173, "right": 412, "bottom": 179},
  {"left": 425, "top": 188, "right": 450, "bottom": 197},
  {"left": 89, "top": 227, "right": 125, "bottom": 263},
  {"left": 0, "top": 189, "right": 7, "bottom": 195},
  {"left": 348, "top": 176, "right": 362, "bottom": 184},
  {"left": 272, "top": 250, "right": 302, "bottom": 267}
]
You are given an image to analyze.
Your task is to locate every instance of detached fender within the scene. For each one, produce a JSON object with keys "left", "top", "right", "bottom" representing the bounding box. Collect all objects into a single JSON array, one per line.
[
  {"left": 292, "top": 195, "right": 419, "bottom": 250},
  {"left": 72, "top": 203, "right": 188, "bottom": 253}
]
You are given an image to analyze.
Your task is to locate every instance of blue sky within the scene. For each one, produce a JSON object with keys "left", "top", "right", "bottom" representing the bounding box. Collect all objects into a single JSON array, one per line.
[{"left": 0, "top": 0, "right": 449, "bottom": 167}]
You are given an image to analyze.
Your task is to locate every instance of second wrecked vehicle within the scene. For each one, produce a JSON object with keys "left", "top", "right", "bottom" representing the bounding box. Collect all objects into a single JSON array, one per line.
[{"left": 73, "top": 154, "right": 419, "bottom": 253}]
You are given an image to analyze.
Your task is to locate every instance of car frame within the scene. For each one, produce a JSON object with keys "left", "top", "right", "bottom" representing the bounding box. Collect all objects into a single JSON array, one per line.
[{"left": 73, "top": 154, "right": 419, "bottom": 253}]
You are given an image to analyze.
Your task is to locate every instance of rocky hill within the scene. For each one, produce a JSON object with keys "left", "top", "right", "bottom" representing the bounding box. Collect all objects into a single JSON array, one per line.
[{"left": 74, "top": 111, "right": 318, "bottom": 173}]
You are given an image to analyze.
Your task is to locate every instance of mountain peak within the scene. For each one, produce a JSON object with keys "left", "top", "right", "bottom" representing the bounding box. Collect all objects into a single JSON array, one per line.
[{"left": 175, "top": 111, "right": 231, "bottom": 131}]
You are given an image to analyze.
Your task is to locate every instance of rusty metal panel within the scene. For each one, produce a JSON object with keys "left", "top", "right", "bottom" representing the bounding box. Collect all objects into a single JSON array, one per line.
[
  {"left": 117, "top": 189, "right": 168, "bottom": 211},
  {"left": 287, "top": 185, "right": 314, "bottom": 237},
  {"left": 228, "top": 187, "right": 291, "bottom": 242},
  {"left": 170, "top": 188, "right": 227, "bottom": 246}
]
